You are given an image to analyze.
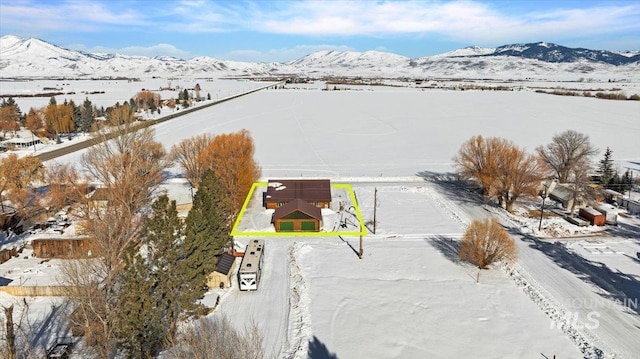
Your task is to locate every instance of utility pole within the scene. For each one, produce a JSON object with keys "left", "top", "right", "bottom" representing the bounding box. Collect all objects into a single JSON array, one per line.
[
  {"left": 538, "top": 179, "right": 556, "bottom": 231},
  {"left": 373, "top": 187, "right": 377, "bottom": 234},
  {"left": 359, "top": 234, "right": 363, "bottom": 259}
]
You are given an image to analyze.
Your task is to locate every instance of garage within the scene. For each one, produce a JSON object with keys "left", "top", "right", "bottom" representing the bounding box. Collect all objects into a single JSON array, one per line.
[
  {"left": 272, "top": 199, "right": 322, "bottom": 232},
  {"left": 279, "top": 221, "right": 294, "bottom": 231}
]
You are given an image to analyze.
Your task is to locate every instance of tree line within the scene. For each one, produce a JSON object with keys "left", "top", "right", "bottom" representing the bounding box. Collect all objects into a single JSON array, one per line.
[
  {"left": 0, "top": 84, "right": 206, "bottom": 145},
  {"left": 1, "top": 122, "right": 262, "bottom": 358},
  {"left": 453, "top": 129, "right": 634, "bottom": 214}
]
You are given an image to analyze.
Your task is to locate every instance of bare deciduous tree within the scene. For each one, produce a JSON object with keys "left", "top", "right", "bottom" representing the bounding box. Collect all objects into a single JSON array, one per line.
[
  {"left": 491, "top": 142, "right": 544, "bottom": 212},
  {"left": 166, "top": 315, "right": 264, "bottom": 359},
  {"left": 454, "top": 135, "right": 543, "bottom": 212},
  {"left": 452, "top": 135, "right": 498, "bottom": 196},
  {"left": 0, "top": 154, "right": 45, "bottom": 215},
  {"left": 459, "top": 218, "right": 517, "bottom": 269},
  {"left": 62, "top": 125, "right": 168, "bottom": 358},
  {"left": 536, "top": 130, "right": 598, "bottom": 183},
  {"left": 199, "top": 129, "right": 261, "bottom": 214},
  {"left": 170, "top": 133, "right": 214, "bottom": 188},
  {"left": 43, "top": 163, "right": 86, "bottom": 212}
]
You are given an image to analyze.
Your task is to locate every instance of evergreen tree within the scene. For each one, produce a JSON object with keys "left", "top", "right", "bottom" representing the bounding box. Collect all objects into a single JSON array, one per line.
[
  {"left": 79, "top": 97, "right": 96, "bottom": 132},
  {"left": 181, "top": 89, "right": 190, "bottom": 108},
  {"left": 116, "top": 195, "right": 192, "bottom": 357},
  {"left": 1, "top": 97, "right": 21, "bottom": 120},
  {"left": 67, "top": 99, "right": 81, "bottom": 131},
  {"left": 116, "top": 244, "right": 163, "bottom": 359},
  {"left": 598, "top": 147, "right": 615, "bottom": 187},
  {"left": 182, "top": 170, "right": 232, "bottom": 299}
]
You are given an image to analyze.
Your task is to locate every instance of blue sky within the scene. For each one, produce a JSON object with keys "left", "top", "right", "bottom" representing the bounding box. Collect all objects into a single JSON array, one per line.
[{"left": 1, "top": 0, "right": 639, "bottom": 62}]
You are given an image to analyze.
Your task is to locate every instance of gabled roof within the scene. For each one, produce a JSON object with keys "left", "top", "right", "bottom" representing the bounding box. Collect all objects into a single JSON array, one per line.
[
  {"left": 215, "top": 252, "right": 236, "bottom": 275},
  {"left": 548, "top": 183, "right": 574, "bottom": 202},
  {"left": 266, "top": 179, "right": 331, "bottom": 203},
  {"left": 272, "top": 199, "right": 322, "bottom": 221}
]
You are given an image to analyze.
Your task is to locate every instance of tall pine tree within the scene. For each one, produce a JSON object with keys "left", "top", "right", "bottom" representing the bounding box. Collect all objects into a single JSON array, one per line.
[
  {"left": 115, "top": 195, "right": 192, "bottom": 357},
  {"left": 182, "top": 170, "right": 232, "bottom": 300},
  {"left": 598, "top": 147, "right": 615, "bottom": 188}
]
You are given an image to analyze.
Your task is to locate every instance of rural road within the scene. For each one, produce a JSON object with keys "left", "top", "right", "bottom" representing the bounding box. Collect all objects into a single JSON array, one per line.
[{"left": 34, "top": 81, "right": 283, "bottom": 162}]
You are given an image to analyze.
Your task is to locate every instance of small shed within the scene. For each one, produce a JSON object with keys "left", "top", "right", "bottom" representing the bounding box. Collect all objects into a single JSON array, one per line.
[
  {"left": 548, "top": 184, "right": 578, "bottom": 209},
  {"left": 579, "top": 207, "right": 606, "bottom": 226},
  {"left": 207, "top": 252, "right": 237, "bottom": 289},
  {"left": 596, "top": 203, "right": 619, "bottom": 225},
  {"left": 32, "top": 238, "right": 94, "bottom": 258},
  {"left": 272, "top": 199, "right": 322, "bottom": 232}
]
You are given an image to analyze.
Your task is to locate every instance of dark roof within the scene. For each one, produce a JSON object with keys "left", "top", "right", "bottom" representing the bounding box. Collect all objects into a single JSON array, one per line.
[
  {"left": 272, "top": 199, "right": 322, "bottom": 221},
  {"left": 265, "top": 179, "right": 331, "bottom": 203},
  {"left": 215, "top": 252, "right": 236, "bottom": 275}
]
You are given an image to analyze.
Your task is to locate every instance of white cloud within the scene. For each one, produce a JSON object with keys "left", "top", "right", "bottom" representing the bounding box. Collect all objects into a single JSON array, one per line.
[
  {"left": 69, "top": 43, "right": 190, "bottom": 58},
  {"left": 251, "top": 0, "right": 640, "bottom": 45},
  {"left": 218, "top": 44, "right": 354, "bottom": 62},
  {"left": 0, "top": 0, "right": 150, "bottom": 32}
]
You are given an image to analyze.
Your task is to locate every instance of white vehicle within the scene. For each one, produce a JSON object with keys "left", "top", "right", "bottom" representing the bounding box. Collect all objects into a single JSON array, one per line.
[{"left": 238, "top": 239, "right": 265, "bottom": 291}]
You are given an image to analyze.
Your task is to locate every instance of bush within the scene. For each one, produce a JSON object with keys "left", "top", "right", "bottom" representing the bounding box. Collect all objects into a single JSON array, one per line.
[
  {"left": 166, "top": 315, "right": 264, "bottom": 359},
  {"left": 459, "top": 218, "right": 517, "bottom": 269}
]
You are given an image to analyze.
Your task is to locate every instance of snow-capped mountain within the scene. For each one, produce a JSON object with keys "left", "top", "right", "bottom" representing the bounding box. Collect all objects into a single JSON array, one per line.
[
  {"left": 489, "top": 42, "right": 640, "bottom": 65},
  {"left": 0, "top": 35, "right": 638, "bottom": 80}
]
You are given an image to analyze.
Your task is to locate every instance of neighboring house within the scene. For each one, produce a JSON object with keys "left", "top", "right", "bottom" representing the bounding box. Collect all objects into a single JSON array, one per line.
[
  {"left": 207, "top": 252, "right": 237, "bottom": 289},
  {"left": 264, "top": 179, "right": 331, "bottom": 209},
  {"left": 0, "top": 128, "right": 41, "bottom": 150},
  {"left": 272, "top": 198, "right": 322, "bottom": 232},
  {"left": 548, "top": 183, "right": 582, "bottom": 210},
  {"left": 88, "top": 187, "right": 110, "bottom": 210}
]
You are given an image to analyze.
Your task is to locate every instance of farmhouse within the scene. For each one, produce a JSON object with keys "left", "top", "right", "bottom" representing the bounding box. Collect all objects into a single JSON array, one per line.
[
  {"left": 272, "top": 198, "right": 322, "bottom": 232},
  {"left": 0, "top": 129, "right": 41, "bottom": 150},
  {"left": 264, "top": 179, "right": 331, "bottom": 209},
  {"left": 207, "top": 252, "right": 237, "bottom": 289}
]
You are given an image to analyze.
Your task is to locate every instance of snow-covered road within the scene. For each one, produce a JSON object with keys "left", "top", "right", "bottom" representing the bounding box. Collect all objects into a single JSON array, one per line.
[{"left": 454, "top": 196, "right": 640, "bottom": 359}]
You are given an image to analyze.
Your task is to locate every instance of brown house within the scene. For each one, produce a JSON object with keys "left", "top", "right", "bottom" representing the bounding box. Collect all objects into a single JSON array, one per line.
[
  {"left": 264, "top": 179, "right": 331, "bottom": 209},
  {"left": 272, "top": 199, "right": 322, "bottom": 232}
]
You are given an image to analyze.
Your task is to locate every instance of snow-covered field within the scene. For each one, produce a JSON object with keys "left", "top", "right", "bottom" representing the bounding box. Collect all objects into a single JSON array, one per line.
[
  {"left": 1, "top": 80, "right": 640, "bottom": 358},
  {"left": 0, "top": 77, "right": 270, "bottom": 112},
  {"left": 40, "top": 82, "right": 640, "bottom": 178}
]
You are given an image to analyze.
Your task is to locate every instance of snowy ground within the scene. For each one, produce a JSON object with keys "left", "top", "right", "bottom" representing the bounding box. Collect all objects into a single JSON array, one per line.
[
  {"left": 0, "top": 77, "right": 269, "bottom": 112},
  {"left": 1, "top": 80, "right": 639, "bottom": 358}
]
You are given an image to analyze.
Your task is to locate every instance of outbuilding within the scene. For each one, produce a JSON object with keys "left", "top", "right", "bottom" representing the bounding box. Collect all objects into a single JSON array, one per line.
[
  {"left": 207, "top": 252, "right": 237, "bottom": 289},
  {"left": 272, "top": 199, "right": 322, "bottom": 232},
  {"left": 578, "top": 207, "right": 606, "bottom": 226}
]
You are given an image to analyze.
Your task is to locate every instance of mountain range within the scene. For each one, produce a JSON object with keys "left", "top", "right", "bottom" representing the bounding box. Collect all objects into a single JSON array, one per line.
[{"left": 1, "top": 35, "right": 638, "bottom": 80}]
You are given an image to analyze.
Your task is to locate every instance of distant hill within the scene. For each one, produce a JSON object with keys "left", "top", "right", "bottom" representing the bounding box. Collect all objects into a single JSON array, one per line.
[{"left": 1, "top": 35, "right": 638, "bottom": 80}]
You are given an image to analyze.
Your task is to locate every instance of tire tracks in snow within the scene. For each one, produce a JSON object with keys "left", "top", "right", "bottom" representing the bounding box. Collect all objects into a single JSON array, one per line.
[{"left": 282, "top": 242, "right": 313, "bottom": 359}]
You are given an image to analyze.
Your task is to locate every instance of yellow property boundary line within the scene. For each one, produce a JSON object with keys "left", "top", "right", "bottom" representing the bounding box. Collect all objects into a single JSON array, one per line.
[{"left": 231, "top": 182, "right": 366, "bottom": 237}]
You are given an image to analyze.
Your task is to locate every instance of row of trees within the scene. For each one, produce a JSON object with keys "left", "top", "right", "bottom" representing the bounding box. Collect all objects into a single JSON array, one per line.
[
  {"left": 1, "top": 96, "right": 104, "bottom": 140},
  {"left": 453, "top": 130, "right": 602, "bottom": 212},
  {"left": 1, "top": 122, "right": 261, "bottom": 358},
  {"left": 1, "top": 82, "right": 211, "bottom": 143}
]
